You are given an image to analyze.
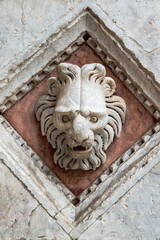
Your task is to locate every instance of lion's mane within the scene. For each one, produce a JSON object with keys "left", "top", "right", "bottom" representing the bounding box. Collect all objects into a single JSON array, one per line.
[{"left": 35, "top": 63, "right": 126, "bottom": 170}]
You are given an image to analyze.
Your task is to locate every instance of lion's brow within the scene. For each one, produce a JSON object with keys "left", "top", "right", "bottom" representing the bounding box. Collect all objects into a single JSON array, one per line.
[{"left": 81, "top": 111, "right": 106, "bottom": 117}]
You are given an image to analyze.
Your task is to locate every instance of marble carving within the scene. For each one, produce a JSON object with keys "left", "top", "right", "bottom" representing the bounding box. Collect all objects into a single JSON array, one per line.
[{"left": 35, "top": 63, "right": 126, "bottom": 170}]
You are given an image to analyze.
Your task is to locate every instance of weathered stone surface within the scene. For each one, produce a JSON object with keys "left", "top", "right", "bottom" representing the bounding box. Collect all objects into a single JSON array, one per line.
[
  {"left": 96, "top": 0, "right": 160, "bottom": 52},
  {"left": 1, "top": 1, "right": 160, "bottom": 239},
  {"left": 1, "top": 0, "right": 160, "bottom": 79},
  {"left": 0, "top": 160, "right": 71, "bottom": 240},
  {"left": 79, "top": 161, "right": 160, "bottom": 240},
  {"left": 0, "top": 0, "right": 82, "bottom": 73}
]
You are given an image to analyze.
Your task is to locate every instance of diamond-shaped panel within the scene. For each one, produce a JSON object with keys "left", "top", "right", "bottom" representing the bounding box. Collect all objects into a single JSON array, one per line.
[{"left": 3, "top": 43, "right": 157, "bottom": 196}]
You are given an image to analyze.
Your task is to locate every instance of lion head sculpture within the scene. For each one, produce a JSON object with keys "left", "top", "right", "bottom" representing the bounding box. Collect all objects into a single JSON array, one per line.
[{"left": 35, "top": 63, "right": 126, "bottom": 170}]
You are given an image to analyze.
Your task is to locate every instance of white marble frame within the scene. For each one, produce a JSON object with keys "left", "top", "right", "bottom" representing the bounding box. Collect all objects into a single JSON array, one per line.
[{"left": 0, "top": 9, "right": 160, "bottom": 239}]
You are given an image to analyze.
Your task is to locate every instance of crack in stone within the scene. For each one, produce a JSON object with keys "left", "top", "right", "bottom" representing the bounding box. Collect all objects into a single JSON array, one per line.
[
  {"left": 26, "top": 204, "right": 39, "bottom": 238},
  {"left": 150, "top": 171, "right": 160, "bottom": 176},
  {"left": 148, "top": 46, "right": 160, "bottom": 54},
  {"left": 28, "top": 204, "right": 39, "bottom": 227}
]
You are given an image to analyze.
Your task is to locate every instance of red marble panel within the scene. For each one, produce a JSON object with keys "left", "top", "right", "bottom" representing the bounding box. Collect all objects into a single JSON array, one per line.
[{"left": 3, "top": 44, "right": 157, "bottom": 196}]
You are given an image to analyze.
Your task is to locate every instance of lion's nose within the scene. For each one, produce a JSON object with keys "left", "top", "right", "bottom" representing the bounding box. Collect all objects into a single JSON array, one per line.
[
  {"left": 72, "top": 136, "right": 88, "bottom": 145},
  {"left": 70, "top": 113, "right": 94, "bottom": 145},
  {"left": 71, "top": 129, "right": 94, "bottom": 146},
  {"left": 72, "top": 133, "right": 88, "bottom": 144}
]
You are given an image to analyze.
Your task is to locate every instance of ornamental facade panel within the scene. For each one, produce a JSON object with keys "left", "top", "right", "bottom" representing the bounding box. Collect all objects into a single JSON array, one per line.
[{"left": 0, "top": 7, "right": 160, "bottom": 239}]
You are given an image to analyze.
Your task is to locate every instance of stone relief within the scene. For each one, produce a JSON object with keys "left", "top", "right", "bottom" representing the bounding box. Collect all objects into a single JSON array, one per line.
[{"left": 35, "top": 63, "right": 126, "bottom": 170}]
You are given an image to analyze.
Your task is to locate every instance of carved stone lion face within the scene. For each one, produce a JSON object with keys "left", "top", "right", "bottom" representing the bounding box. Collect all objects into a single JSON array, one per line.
[{"left": 35, "top": 63, "right": 126, "bottom": 170}]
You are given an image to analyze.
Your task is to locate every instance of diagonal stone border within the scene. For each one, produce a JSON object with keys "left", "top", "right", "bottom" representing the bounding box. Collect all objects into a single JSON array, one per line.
[{"left": 0, "top": 9, "right": 160, "bottom": 238}]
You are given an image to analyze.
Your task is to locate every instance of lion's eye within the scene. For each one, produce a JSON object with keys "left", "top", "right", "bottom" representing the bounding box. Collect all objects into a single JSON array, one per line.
[
  {"left": 62, "top": 115, "right": 70, "bottom": 123},
  {"left": 90, "top": 116, "right": 98, "bottom": 123}
]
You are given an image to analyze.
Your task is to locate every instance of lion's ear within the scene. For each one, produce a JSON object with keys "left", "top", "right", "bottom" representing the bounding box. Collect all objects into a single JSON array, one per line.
[
  {"left": 102, "top": 77, "right": 116, "bottom": 97},
  {"left": 47, "top": 77, "right": 60, "bottom": 96}
]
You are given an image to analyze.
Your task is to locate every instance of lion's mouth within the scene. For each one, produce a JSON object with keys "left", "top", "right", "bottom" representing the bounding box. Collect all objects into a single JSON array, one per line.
[
  {"left": 72, "top": 145, "right": 88, "bottom": 151},
  {"left": 67, "top": 145, "right": 92, "bottom": 159},
  {"left": 68, "top": 145, "right": 91, "bottom": 151}
]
